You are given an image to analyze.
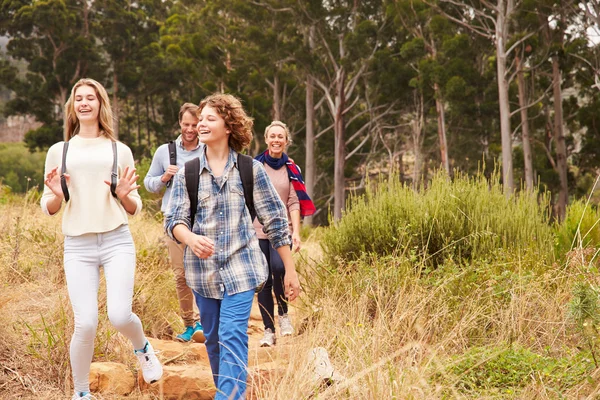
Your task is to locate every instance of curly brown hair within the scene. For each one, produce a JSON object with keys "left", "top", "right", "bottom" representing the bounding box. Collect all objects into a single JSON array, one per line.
[{"left": 198, "top": 94, "right": 253, "bottom": 152}]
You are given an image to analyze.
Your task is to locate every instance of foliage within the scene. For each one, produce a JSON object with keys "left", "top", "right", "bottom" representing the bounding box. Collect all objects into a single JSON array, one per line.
[
  {"left": 440, "top": 345, "right": 595, "bottom": 396},
  {"left": 0, "top": 142, "right": 45, "bottom": 193},
  {"left": 321, "top": 171, "right": 554, "bottom": 266},
  {"left": 555, "top": 198, "right": 600, "bottom": 259}
]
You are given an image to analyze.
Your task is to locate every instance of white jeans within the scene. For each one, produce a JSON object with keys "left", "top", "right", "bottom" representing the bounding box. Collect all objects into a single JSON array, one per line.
[{"left": 64, "top": 224, "right": 146, "bottom": 392}]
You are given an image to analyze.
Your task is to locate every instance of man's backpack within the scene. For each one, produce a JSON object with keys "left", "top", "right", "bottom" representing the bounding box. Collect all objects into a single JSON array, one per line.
[
  {"left": 184, "top": 153, "right": 255, "bottom": 228},
  {"left": 61, "top": 141, "right": 118, "bottom": 202}
]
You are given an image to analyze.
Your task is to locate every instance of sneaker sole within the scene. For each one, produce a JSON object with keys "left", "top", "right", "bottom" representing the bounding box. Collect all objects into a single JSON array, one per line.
[
  {"left": 192, "top": 330, "right": 206, "bottom": 343},
  {"left": 259, "top": 342, "right": 274, "bottom": 347},
  {"left": 175, "top": 337, "right": 191, "bottom": 343},
  {"left": 280, "top": 332, "right": 293, "bottom": 337}
]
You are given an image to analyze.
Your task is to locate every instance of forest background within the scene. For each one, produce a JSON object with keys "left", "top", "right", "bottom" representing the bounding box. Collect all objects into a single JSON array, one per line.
[{"left": 1, "top": 0, "right": 600, "bottom": 223}]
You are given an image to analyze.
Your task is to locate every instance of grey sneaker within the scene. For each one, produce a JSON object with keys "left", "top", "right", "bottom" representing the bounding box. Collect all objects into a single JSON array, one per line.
[
  {"left": 259, "top": 328, "right": 276, "bottom": 347},
  {"left": 279, "top": 314, "right": 294, "bottom": 336},
  {"left": 134, "top": 341, "right": 163, "bottom": 383}
]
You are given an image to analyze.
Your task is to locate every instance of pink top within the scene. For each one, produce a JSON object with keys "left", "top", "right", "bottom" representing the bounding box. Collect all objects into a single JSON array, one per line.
[{"left": 253, "top": 164, "right": 300, "bottom": 240}]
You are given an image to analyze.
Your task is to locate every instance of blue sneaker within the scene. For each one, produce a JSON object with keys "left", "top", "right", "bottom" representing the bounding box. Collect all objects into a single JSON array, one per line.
[
  {"left": 192, "top": 321, "right": 205, "bottom": 343},
  {"left": 175, "top": 325, "right": 195, "bottom": 342}
]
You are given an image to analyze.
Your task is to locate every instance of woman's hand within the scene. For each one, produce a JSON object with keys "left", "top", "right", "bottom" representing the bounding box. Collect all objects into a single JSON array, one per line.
[
  {"left": 185, "top": 234, "right": 215, "bottom": 259},
  {"left": 44, "top": 166, "right": 67, "bottom": 199},
  {"left": 292, "top": 231, "right": 301, "bottom": 252},
  {"left": 105, "top": 166, "right": 140, "bottom": 199},
  {"left": 284, "top": 268, "right": 301, "bottom": 302}
]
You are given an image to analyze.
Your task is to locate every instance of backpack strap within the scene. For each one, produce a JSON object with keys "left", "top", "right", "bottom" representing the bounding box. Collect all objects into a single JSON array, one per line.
[
  {"left": 61, "top": 142, "right": 70, "bottom": 202},
  {"left": 168, "top": 141, "right": 177, "bottom": 165},
  {"left": 237, "top": 153, "right": 256, "bottom": 221},
  {"left": 110, "top": 141, "right": 118, "bottom": 198},
  {"left": 184, "top": 157, "right": 200, "bottom": 228},
  {"left": 183, "top": 154, "right": 255, "bottom": 230},
  {"left": 61, "top": 140, "right": 118, "bottom": 202}
]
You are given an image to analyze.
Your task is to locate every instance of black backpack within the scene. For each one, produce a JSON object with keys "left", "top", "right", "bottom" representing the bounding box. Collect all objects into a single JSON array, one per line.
[
  {"left": 61, "top": 141, "right": 118, "bottom": 201},
  {"left": 184, "top": 153, "right": 255, "bottom": 228}
]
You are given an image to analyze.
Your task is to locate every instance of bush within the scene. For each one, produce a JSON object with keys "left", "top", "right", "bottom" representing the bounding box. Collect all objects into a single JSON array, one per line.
[
  {"left": 0, "top": 143, "right": 45, "bottom": 193},
  {"left": 321, "top": 171, "right": 555, "bottom": 267},
  {"left": 555, "top": 199, "right": 600, "bottom": 259},
  {"left": 440, "top": 344, "right": 595, "bottom": 396}
]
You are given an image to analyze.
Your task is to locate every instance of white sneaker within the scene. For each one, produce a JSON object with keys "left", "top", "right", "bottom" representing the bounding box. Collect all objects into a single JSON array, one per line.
[
  {"left": 134, "top": 341, "right": 163, "bottom": 383},
  {"left": 279, "top": 314, "right": 294, "bottom": 336},
  {"left": 259, "top": 328, "right": 276, "bottom": 347},
  {"left": 71, "top": 393, "right": 95, "bottom": 399}
]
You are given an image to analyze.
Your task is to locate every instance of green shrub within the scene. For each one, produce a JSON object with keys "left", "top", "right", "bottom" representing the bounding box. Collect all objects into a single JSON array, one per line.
[
  {"left": 439, "top": 344, "right": 595, "bottom": 395},
  {"left": 321, "top": 171, "right": 554, "bottom": 267},
  {"left": 555, "top": 199, "right": 600, "bottom": 259},
  {"left": 0, "top": 143, "right": 45, "bottom": 193}
]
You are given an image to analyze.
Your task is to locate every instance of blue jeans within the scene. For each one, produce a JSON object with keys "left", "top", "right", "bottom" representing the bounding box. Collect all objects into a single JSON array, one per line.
[
  {"left": 194, "top": 289, "right": 254, "bottom": 400},
  {"left": 257, "top": 239, "right": 288, "bottom": 331}
]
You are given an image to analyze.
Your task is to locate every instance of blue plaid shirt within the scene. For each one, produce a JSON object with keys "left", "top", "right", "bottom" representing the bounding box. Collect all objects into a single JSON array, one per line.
[{"left": 164, "top": 148, "right": 291, "bottom": 299}]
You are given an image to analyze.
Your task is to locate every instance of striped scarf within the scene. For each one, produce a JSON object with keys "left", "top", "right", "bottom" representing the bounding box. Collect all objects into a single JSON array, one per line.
[{"left": 256, "top": 150, "right": 316, "bottom": 217}]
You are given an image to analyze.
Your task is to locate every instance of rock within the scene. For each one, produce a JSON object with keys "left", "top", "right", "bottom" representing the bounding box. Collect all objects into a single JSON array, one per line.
[
  {"left": 89, "top": 362, "right": 135, "bottom": 396},
  {"left": 139, "top": 365, "right": 216, "bottom": 400},
  {"left": 147, "top": 337, "right": 210, "bottom": 365}
]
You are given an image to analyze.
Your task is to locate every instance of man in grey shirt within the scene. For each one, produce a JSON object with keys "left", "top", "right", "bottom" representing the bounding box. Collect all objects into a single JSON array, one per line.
[{"left": 144, "top": 102, "right": 204, "bottom": 342}]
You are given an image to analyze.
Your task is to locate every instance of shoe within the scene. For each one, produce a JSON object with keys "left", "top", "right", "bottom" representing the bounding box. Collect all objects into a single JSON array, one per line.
[
  {"left": 134, "top": 341, "right": 163, "bottom": 384},
  {"left": 279, "top": 314, "right": 294, "bottom": 336},
  {"left": 71, "top": 392, "right": 95, "bottom": 399},
  {"left": 175, "top": 325, "right": 195, "bottom": 342},
  {"left": 191, "top": 321, "right": 205, "bottom": 343},
  {"left": 259, "top": 328, "right": 276, "bottom": 347}
]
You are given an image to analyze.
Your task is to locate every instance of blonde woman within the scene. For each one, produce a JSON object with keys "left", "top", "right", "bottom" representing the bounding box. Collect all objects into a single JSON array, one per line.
[
  {"left": 165, "top": 94, "right": 300, "bottom": 400},
  {"left": 254, "top": 121, "right": 315, "bottom": 347},
  {"left": 41, "top": 78, "right": 162, "bottom": 399}
]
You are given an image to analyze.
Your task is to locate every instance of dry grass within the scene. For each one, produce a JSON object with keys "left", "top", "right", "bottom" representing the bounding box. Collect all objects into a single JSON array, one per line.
[{"left": 1, "top": 191, "right": 599, "bottom": 399}]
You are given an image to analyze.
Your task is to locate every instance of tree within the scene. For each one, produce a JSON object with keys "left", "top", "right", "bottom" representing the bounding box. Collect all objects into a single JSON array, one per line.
[{"left": 0, "top": 0, "right": 104, "bottom": 149}]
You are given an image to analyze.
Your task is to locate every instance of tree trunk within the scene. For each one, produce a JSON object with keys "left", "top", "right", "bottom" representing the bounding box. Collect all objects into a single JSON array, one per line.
[
  {"left": 136, "top": 96, "right": 141, "bottom": 147},
  {"left": 411, "top": 90, "right": 425, "bottom": 190},
  {"left": 552, "top": 55, "right": 568, "bottom": 221},
  {"left": 304, "top": 75, "right": 316, "bottom": 226},
  {"left": 272, "top": 74, "right": 281, "bottom": 121},
  {"left": 333, "top": 70, "right": 346, "bottom": 221},
  {"left": 146, "top": 96, "right": 151, "bottom": 154},
  {"left": 113, "top": 70, "right": 119, "bottom": 139},
  {"left": 434, "top": 82, "right": 449, "bottom": 175},
  {"left": 495, "top": 0, "right": 514, "bottom": 194},
  {"left": 516, "top": 55, "right": 533, "bottom": 190}
]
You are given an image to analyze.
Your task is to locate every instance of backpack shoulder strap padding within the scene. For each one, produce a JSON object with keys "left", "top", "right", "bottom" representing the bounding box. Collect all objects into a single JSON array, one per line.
[
  {"left": 184, "top": 157, "right": 200, "bottom": 228},
  {"left": 168, "top": 141, "right": 177, "bottom": 166},
  {"left": 237, "top": 153, "right": 256, "bottom": 222},
  {"left": 61, "top": 141, "right": 70, "bottom": 202},
  {"left": 110, "top": 141, "right": 118, "bottom": 199}
]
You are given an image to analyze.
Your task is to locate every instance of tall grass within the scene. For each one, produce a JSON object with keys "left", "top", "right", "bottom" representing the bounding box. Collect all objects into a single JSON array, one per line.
[
  {"left": 322, "top": 171, "right": 554, "bottom": 268},
  {"left": 3, "top": 173, "right": 600, "bottom": 399}
]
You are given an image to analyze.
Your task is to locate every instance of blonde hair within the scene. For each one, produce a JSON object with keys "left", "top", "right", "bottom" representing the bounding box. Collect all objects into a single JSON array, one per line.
[
  {"left": 64, "top": 78, "right": 115, "bottom": 141},
  {"left": 264, "top": 120, "right": 292, "bottom": 146},
  {"left": 179, "top": 102, "right": 199, "bottom": 122},
  {"left": 198, "top": 94, "right": 253, "bottom": 152}
]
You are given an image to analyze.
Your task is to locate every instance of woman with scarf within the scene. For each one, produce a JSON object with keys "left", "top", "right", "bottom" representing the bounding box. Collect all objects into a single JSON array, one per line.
[{"left": 253, "top": 120, "right": 316, "bottom": 347}]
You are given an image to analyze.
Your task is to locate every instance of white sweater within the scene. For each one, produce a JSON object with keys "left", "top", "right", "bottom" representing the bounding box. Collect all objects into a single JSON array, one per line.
[{"left": 41, "top": 135, "right": 142, "bottom": 236}]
